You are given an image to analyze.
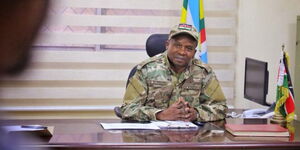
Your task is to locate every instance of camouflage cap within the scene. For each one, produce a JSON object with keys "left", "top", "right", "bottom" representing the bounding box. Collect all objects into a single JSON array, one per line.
[{"left": 169, "top": 24, "right": 199, "bottom": 41}]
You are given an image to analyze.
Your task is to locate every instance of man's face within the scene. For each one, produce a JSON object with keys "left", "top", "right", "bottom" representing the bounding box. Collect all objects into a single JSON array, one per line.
[{"left": 166, "top": 34, "right": 197, "bottom": 72}]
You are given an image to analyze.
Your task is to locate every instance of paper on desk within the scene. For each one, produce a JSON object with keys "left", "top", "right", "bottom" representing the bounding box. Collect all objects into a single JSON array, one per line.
[
  {"left": 100, "top": 123, "right": 160, "bottom": 130},
  {"left": 100, "top": 121, "right": 198, "bottom": 130},
  {"left": 151, "top": 121, "right": 198, "bottom": 129}
]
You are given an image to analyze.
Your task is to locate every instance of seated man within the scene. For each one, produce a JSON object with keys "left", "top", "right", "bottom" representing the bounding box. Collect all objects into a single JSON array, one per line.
[{"left": 121, "top": 24, "right": 227, "bottom": 122}]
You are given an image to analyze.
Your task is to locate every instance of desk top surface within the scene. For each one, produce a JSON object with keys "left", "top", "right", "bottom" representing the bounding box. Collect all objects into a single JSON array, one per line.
[{"left": 1, "top": 118, "right": 300, "bottom": 149}]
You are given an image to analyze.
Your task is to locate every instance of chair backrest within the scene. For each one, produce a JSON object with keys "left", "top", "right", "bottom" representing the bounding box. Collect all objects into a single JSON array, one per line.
[
  {"left": 125, "top": 34, "right": 169, "bottom": 87},
  {"left": 115, "top": 34, "right": 169, "bottom": 119},
  {"left": 145, "top": 34, "right": 169, "bottom": 57}
]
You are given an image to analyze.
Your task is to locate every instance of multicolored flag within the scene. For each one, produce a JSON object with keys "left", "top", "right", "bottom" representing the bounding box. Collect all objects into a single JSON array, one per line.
[
  {"left": 180, "top": 0, "right": 207, "bottom": 63},
  {"left": 275, "top": 51, "right": 295, "bottom": 122}
]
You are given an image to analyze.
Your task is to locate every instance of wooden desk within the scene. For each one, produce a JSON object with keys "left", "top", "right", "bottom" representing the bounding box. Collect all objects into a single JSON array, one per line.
[{"left": 1, "top": 118, "right": 299, "bottom": 150}]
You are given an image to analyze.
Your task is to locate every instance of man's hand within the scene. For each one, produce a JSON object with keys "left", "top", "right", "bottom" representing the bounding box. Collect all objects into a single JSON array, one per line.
[{"left": 156, "top": 97, "right": 198, "bottom": 121}]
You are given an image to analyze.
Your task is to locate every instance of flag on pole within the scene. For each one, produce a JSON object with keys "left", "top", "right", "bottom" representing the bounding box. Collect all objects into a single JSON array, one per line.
[
  {"left": 275, "top": 51, "right": 295, "bottom": 122},
  {"left": 180, "top": 0, "right": 208, "bottom": 63}
]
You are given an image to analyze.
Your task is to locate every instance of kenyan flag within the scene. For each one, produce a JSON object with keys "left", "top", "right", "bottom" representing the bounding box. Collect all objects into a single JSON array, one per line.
[{"left": 275, "top": 51, "right": 295, "bottom": 122}]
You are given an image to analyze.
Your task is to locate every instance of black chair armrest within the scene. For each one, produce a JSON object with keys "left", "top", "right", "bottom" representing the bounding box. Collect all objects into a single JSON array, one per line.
[{"left": 114, "top": 106, "right": 122, "bottom": 118}]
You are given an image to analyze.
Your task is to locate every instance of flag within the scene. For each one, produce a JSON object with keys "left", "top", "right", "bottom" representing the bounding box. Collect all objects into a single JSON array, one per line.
[
  {"left": 275, "top": 51, "right": 295, "bottom": 122},
  {"left": 180, "top": 0, "right": 208, "bottom": 63}
]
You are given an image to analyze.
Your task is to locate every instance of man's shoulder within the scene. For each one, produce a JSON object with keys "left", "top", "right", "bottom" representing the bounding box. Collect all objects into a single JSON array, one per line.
[
  {"left": 192, "top": 59, "right": 212, "bottom": 74},
  {"left": 136, "top": 53, "right": 165, "bottom": 70}
]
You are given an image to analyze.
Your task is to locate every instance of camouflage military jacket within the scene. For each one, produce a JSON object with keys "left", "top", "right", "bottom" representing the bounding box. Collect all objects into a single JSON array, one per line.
[{"left": 121, "top": 52, "right": 227, "bottom": 122}]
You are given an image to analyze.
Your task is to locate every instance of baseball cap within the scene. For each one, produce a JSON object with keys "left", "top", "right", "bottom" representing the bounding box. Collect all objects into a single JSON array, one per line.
[{"left": 169, "top": 24, "right": 199, "bottom": 41}]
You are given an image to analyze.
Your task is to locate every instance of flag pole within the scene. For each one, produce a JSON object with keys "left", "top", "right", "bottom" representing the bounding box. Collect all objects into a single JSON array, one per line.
[
  {"left": 271, "top": 44, "right": 287, "bottom": 125},
  {"left": 282, "top": 44, "right": 285, "bottom": 51}
]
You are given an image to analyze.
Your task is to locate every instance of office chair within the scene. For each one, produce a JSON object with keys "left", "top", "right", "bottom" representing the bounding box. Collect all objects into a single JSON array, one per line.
[{"left": 114, "top": 34, "right": 169, "bottom": 118}]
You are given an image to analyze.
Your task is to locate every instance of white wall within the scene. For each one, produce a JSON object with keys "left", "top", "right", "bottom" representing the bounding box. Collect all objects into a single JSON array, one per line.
[{"left": 236, "top": 0, "right": 300, "bottom": 109}]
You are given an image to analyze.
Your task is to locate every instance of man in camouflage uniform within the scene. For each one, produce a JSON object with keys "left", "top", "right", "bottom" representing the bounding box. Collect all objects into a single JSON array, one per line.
[{"left": 121, "top": 24, "right": 227, "bottom": 122}]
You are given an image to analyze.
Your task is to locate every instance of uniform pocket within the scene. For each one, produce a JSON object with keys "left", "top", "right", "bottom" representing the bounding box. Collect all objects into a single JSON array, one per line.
[
  {"left": 181, "top": 82, "right": 201, "bottom": 96},
  {"left": 148, "top": 80, "right": 169, "bottom": 88},
  {"left": 147, "top": 80, "right": 172, "bottom": 108}
]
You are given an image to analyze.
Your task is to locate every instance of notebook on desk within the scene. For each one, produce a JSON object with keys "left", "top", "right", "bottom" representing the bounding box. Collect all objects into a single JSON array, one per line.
[
  {"left": 2, "top": 125, "right": 54, "bottom": 137},
  {"left": 227, "top": 134, "right": 289, "bottom": 142},
  {"left": 225, "top": 124, "right": 289, "bottom": 137}
]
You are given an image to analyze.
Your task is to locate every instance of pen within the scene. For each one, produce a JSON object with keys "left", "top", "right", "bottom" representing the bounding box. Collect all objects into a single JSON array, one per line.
[
  {"left": 21, "top": 125, "right": 47, "bottom": 130},
  {"left": 192, "top": 121, "right": 205, "bottom": 126}
]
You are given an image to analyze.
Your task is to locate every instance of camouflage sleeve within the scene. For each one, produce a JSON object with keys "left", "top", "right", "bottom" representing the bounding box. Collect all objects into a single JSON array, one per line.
[
  {"left": 194, "top": 70, "right": 228, "bottom": 122},
  {"left": 121, "top": 69, "right": 163, "bottom": 122}
]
